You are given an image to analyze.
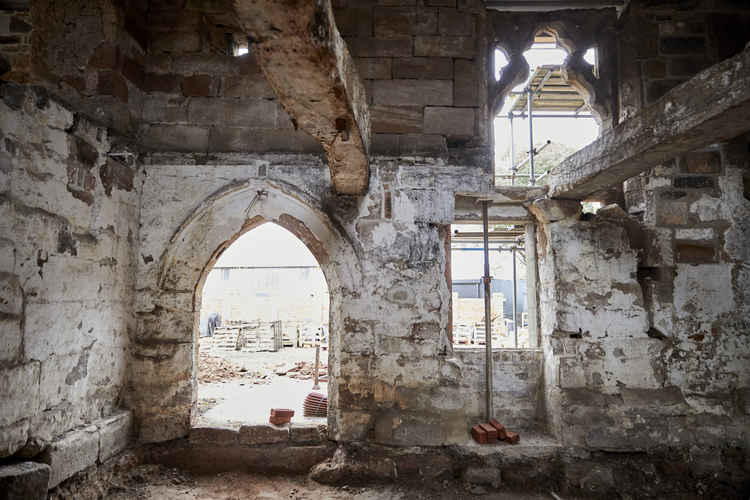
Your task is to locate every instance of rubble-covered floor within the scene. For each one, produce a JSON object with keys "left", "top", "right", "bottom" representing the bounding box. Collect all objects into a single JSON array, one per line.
[
  {"left": 105, "top": 465, "right": 568, "bottom": 500},
  {"left": 197, "top": 347, "right": 328, "bottom": 426}
]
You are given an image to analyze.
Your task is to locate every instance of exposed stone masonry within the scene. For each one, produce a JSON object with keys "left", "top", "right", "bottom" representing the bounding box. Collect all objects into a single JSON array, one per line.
[{"left": 1, "top": 0, "right": 750, "bottom": 498}]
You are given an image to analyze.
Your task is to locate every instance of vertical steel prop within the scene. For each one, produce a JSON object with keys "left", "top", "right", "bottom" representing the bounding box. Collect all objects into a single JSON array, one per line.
[
  {"left": 512, "top": 245, "right": 518, "bottom": 347},
  {"left": 482, "top": 200, "right": 493, "bottom": 421},
  {"left": 527, "top": 89, "right": 535, "bottom": 185}
]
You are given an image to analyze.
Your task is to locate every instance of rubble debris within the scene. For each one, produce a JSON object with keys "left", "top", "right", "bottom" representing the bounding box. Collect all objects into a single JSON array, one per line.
[
  {"left": 281, "top": 361, "right": 329, "bottom": 381},
  {"left": 198, "top": 352, "right": 269, "bottom": 384}
]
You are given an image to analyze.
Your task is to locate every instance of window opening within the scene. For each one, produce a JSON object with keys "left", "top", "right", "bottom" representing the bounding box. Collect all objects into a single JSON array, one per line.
[
  {"left": 494, "top": 33, "right": 600, "bottom": 186},
  {"left": 197, "top": 223, "right": 330, "bottom": 427},
  {"left": 451, "top": 223, "right": 533, "bottom": 349}
]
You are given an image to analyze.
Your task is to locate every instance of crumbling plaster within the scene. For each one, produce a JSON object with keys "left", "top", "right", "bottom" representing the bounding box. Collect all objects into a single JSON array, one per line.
[
  {"left": 0, "top": 84, "right": 136, "bottom": 460},
  {"left": 131, "top": 153, "right": 547, "bottom": 446}
]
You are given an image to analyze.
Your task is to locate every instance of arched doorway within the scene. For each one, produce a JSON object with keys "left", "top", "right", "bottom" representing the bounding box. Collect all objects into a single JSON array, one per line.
[
  {"left": 133, "top": 180, "right": 362, "bottom": 443},
  {"left": 196, "top": 222, "right": 331, "bottom": 427}
]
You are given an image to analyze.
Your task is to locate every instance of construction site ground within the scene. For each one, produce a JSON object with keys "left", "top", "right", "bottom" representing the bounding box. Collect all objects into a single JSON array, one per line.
[
  {"left": 105, "top": 464, "right": 565, "bottom": 500},
  {"left": 197, "top": 345, "right": 328, "bottom": 427}
]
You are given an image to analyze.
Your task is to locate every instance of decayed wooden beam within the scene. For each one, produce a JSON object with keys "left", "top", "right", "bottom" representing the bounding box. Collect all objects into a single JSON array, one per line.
[
  {"left": 548, "top": 46, "right": 750, "bottom": 200},
  {"left": 233, "top": 0, "right": 370, "bottom": 195}
]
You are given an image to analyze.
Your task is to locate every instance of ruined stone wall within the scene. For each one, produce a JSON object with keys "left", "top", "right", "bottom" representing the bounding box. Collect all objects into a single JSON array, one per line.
[
  {"left": 134, "top": 0, "right": 488, "bottom": 161},
  {"left": 617, "top": 0, "right": 750, "bottom": 122},
  {"left": 0, "top": 8, "right": 32, "bottom": 83},
  {"left": 130, "top": 153, "right": 544, "bottom": 445},
  {"left": 0, "top": 84, "right": 137, "bottom": 460},
  {"left": 537, "top": 135, "right": 750, "bottom": 480},
  {"left": 23, "top": 0, "right": 147, "bottom": 134},
  {"left": 335, "top": 0, "right": 487, "bottom": 158}
]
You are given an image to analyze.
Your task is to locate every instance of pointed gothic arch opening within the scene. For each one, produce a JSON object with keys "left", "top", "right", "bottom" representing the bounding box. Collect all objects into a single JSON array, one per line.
[{"left": 196, "top": 221, "right": 331, "bottom": 427}]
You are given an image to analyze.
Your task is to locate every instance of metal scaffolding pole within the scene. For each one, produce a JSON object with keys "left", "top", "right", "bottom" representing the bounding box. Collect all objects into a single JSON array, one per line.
[
  {"left": 511, "top": 246, "right": 518, "bottom": 347},
  {"left": 509, "top": 113, "right": 516, "bottom": 186},
  {"left": 527, "top": 89, "right": 535, "bottom": 185},
  {"left": 481, "top": 201, "right": 493, "bottom": 421}
]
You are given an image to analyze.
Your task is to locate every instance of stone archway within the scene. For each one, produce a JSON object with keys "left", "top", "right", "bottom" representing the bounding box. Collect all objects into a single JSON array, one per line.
[{"left": 131, "top": 179, "right": 362, "bottom": 443}]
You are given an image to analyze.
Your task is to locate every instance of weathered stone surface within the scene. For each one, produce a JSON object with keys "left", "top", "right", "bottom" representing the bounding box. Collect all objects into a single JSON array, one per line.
[
  {"left": 414, "top": 36, "right": 474, "bottom": 58},
  {"left": 189, "top": 426, "right": 239, "bottom": 446},
  {"left": 234, "top": 0, "right": 371, "bottom": 194},
  {"left": 238, "top": 424, "right": 289, "bottom": 445},
  {"left": 97, "top": 412, "right": 132, "bottom": 462},
  {"left": 0, "top": 461, "right": 51, "bottom": 500},
  {"left": 290, "top": 424, "right": 327, "bottom": 445},
  {"left": 549, "top": 46, "right": 750, "bottom": 199},
  {"left": 423, "top": 106, "right": 474, "bottom": 138},
  {"left": 355, "top": 57, "right": 392, "bottom": 80},
  {"left": 0, "top": 362, "right": 40, "bottom": 428},
  {"left": 372, "top": 80, "right": 452, "bottom": 106},
  {"left": 371, "top": 105, "right": 423, "bottom": 134},
  {"left": 41, "top": 425, "right": 99, "bottom": 488},
  {"left": 392, "top": 57, "right": 452, "bottom": 79},
  {"left": 527, "top": 198, "right": 582, "bottom": 224}
]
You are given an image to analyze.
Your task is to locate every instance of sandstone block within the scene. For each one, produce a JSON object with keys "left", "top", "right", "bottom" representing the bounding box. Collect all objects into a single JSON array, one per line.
[
  {"left": 96, "top": 71, "right": 128, "bottom": 102},
  {"left": 0, "top": 362, "right": 40, "bottom": 428},
  {"left": 41, "top": 425, "right": 99, "bottom": 488},
  {"left": 373, "top": 80, "right": 452, "bottom": 106},
  {"left": 238, "top": 424, "right": 289, "bottom": 445},
  {"left": 182, "top": 74, "right": 213, "bottom": 97},
  {"left": 222, "top": 74, "right": 276, "bottom": 98},
  {"left": 97, "top": 411, "right": 132, "bottom": 462},
  {"left": 371, "top": 105, "right": 422, "bottom": 134},
  {"left": 0, "top": 316, "right": 21, "bottom": 363},
  {"left": 423, "top": 106, "right": 474, "bottom": 137},
  {"left": 140, "top": 124, "right": 209, "bottom": 152},
  {"left": 683, "top": 151, "right": 720, "bottom": 173},
  {"left": 0, "top": 419, "right": 29, "bottom": 459},
  {"left": 463, "top": 465, "right": 501, "bottom": 487},
  {"left": 345, "top": 37, "right": 412, "bottom": 57},
  {"left": 334, "top": 8, "right": 373, "bottom": 37},
  {"left": 528, "top": 198, "right": 582, "bottom": 224},
  {"left": 189, "top": 426, "right": 239, "bottom": 446},
  {"left": 453, "top": 58, "right": 478, "bottom": 106},
  {"left": 0, "top": 461, "right": 50, "bottom": 500},
  {"left": 354, "top": 58, "right": 392, "bottom": 79},
  {"left": 373, "top": 7, "right": 437, "bottom": 37},
  {"left": 392, "top": 57, "right": 451, "bottom": 79},
  {"left": 676, "top": 243, "right": 714, "bottom": 263},
  {"left": 414, "top": 36, "right": 475, "bottom": 58},
  {"left": 438, "top": 8, "right": 475, "bottom": 35},
  {"left": 290, "top": 424, "right": 327, "bottom": 445},
  {"left": 141, "top": 73, "right": 181, "bottom": 93}
]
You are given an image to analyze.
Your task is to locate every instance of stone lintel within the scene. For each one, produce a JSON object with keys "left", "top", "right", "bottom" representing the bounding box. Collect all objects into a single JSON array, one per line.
[{"left": 548, "top": 46, "right": 750, "bottom": 199}]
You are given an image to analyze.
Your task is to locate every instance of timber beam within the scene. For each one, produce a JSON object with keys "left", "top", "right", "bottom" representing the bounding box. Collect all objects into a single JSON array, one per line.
[
  {"left": 548, "top": 46, "right": 750, "bottom": 200},
  {"left": 233, "top": 0, "right": 370, "bottom": 195}
]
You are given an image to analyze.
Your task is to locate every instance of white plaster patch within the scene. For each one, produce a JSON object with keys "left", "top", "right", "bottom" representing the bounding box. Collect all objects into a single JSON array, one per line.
[
  {"left": 689, "top": 195, "right": 721, "bottom": 222},
  {"left": 673, "top": 264, "right": 734, "bottom": 322},
  {"left": 675, "top": 228, "right": 713, "bottom": 240}
]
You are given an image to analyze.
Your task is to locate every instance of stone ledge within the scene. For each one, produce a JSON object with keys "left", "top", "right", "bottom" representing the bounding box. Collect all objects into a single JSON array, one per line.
[{"left": 0, "top": 461, "right": 50, "bottom": 500}]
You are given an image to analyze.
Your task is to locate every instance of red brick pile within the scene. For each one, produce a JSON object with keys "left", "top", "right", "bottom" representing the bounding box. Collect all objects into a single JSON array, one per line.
[
  {"left": 269, "top": 408, "right": 294, "bottom": 426},
  {"left": 471, "top": 419, "right": 520, "bottom": 445}
]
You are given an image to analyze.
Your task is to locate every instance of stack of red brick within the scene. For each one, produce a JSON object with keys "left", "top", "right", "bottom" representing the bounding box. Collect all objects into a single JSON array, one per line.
[
  {"left": 471, "top": 419, "right": 520, "bottom": 445},
  {"left": 269, "top": 408, "right": 294, "bottom": 426}
]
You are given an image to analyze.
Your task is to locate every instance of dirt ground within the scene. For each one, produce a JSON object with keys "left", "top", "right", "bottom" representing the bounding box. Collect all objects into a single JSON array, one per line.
[
  {"left": 106, "top": 464, "right": 562, "bottom": 500},
  {"left": 198, "top": 347, "right": 327, "bottom": 384},
  {"left": 196, "top": 347, "right": 329, "bottom": 426}
]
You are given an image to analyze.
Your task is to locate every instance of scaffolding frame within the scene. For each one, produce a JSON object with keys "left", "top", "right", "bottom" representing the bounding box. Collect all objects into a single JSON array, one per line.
[{"left": 502, "top": 65, "right": 594, "bottom": 186}]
